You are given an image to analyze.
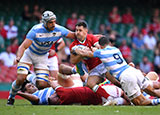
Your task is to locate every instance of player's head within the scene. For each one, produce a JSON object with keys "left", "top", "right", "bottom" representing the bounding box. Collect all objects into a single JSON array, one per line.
[
  {"left": 98, "top": 35, "right": 110, "bottom": 49},
  {"left": 146, "top": 71, "right": 159, "bottom": 81},
  {"left": 75, "top": 20, "right": 88, "bottom": 41},
  {"left": 48, "top": 93, "right": 61, "bottom": 105},
  {"left": 42, "top": 10, "right": 56, "bottom": 31},
  {"left": 22, "top": 83, "right": 38, "bottom": 94}
]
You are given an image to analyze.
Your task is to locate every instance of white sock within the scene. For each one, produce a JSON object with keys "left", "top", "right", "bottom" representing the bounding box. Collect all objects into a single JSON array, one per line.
[
  {"left": 151, "top": 99, "right": 160, "bottom": 105},
  {"left": 92, "top": 85, "right": 99, "bottom": 92},
  {"left": 26, "top": 73, "right": 37, "bottom": 85}
]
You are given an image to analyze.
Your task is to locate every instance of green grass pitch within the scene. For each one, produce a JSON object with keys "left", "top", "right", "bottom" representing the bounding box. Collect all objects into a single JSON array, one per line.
[{"left": 1, "top": 99, "right": 160, "bottom": 115}]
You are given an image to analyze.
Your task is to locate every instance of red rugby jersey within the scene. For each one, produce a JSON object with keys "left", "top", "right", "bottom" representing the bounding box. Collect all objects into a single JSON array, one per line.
[
  {"left": 70, "top": 34, "right": 102, "bottom": 70},
  {"left": 56, "top": 86, "right": 102, "bottom": 105}
]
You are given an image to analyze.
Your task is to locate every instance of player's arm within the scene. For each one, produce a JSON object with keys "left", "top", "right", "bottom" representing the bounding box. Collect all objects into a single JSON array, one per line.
[
  {"left": 48, "top": 77, "right": 62, "bottom": 90},
  {"left": 57, "top": 39, "right": 65, "bottom": 51},
  {"left": 105, "top": 72, "right": 121, "bottom": 88},
  {"left": 70, "top": 51, "right": 83, "bottom": 64},
  {"left": 15, "top": 38, "right": 32, "bottom": 64},
  {"left": 49, "top": 39, "right": 65, "bottom": 56},
  {"left": 65, "top": 31, "right": 76, "bottom": 39},
  {"left": 17, "top": 91, "right": 39, "bottom": 105},
  {"left": 75, "top": 48, "right": 94, "bottom": 58}
]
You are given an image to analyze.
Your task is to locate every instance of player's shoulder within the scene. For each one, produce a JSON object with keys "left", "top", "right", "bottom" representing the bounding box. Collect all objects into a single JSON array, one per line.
[
  {"left": 54, "top": 24, "right": 67, "bottom": 30},
  {"left": 86, "top": 34, "right": 95, "bottom": 39},
  {"left": 31, "top": 23, "right": 44, "bottom": 32}
]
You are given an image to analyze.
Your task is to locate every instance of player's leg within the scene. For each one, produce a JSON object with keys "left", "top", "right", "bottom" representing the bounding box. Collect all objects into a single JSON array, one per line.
[
  {"left": 131, "top": 93, "right": 160, "bottom": 105},
  {"left": 57, "top": 73, "right": 74, "bottom": 87},
  {"left": 121, "top": 68, "right": 160, "bottom": 105},
  {"left": 48, "top": 56, "right": 59, "bottom": 80},
  {"left": 7, "top": 62, "right": 31, "bottom": 105},
  {"left": 7, "top": 49, "right": 32, "bottom": 105},
  {"left": 87, "top": 63, "right": 109, "bottom": 99},
  {"left": 87, "top": 76, "right": 111, "bottom": 99},
  {"left": 34, "top": 52, "right": 50, "bottom": 89},
  {"left": 143, "top": 85, "right": 160, "bottom": 98},
  {"left": 59, "top": 64, "right": 77, "bottom": 75},
  {"left": 101, "top": 84, "right": 130, "bottom": 106},
  {"left": 35, "top": 69, "right": 50, "bottom": 89}
]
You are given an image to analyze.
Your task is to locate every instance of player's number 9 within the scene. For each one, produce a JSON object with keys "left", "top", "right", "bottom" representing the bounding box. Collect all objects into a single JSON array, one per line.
[{"left": 113, "top": 53, "right": 123, "bottom": 64}]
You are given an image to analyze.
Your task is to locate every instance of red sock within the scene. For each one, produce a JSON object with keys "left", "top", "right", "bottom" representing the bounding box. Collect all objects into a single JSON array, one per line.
[{"left": 93, "top": 85, "right": 110, "bottom": 99}]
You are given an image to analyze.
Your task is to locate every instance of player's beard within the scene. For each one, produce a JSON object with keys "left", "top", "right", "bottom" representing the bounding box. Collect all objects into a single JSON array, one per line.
[{"left": 76, "top": 34, "right": 83, "bottom": 41}]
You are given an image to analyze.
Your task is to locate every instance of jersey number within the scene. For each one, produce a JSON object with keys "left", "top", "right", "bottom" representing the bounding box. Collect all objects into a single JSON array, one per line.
[{"left": 113, "top": 53, "right": 123, "bottom": 64}]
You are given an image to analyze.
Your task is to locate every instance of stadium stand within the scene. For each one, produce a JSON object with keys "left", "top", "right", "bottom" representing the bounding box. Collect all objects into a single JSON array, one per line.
[{"left": 0, "top": 0, "right": 160, "bottom": 85}]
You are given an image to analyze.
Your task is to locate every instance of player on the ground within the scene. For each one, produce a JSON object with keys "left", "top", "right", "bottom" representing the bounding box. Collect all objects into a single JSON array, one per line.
[
  {"left": 17, "top": 79, "right": 130, "bottom": 105},
  {"left": 7, "top": 10, "right": 76, "bottom": 105},
  {"left": 70, "top": 20, "right": 120, "bottom": 102},
  {"left": 75, "top": 35, "right": 160, "bottom": 105}
]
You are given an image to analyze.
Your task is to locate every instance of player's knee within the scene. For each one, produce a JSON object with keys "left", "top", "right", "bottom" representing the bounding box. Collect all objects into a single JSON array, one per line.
[
  {"left": 131, "top": 94, "right": 150, "bottom": 105},
  {"left": 86, "top": 81, "right": 96, "bottom": 89},
  {"left": 16, "top": 75, "right": 27, "bottom": 86},
  {"left": 35, "top": 69, "right": 49, "bottom": 89}
]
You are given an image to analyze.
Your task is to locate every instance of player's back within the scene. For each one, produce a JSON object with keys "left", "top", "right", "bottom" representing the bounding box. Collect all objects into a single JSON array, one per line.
[
  {"left": 56, "top": 87, "right": 101, "bottom": 105},
  {"left": 94, "top": 45, "right": 129, "bottom": 79}
]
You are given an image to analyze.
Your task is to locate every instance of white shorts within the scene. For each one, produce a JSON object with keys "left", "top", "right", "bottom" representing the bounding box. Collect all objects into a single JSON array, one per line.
[
  {"left": 20, "top": 49, "right": 49, "bottom": 70},
  {"left": 89, "top": 63, "right": 107, "bottom": 78},
  {"left": 102, "top": 84, "right": 122, "bottom": 97},
  {"left": 119, "top": 67, "right": 150, "bottom": 100},
  {"left": 101, "top": 84, "right": 122, "bottom": 104},
  {"left": 48, "top": 56, "right": 59, "bottom": 71}
]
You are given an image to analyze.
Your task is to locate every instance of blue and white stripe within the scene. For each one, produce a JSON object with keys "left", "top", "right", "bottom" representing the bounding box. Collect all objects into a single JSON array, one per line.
[
  {"left": 26, "top": 23, "right": 69, "bottom": 55},
  {"left": 93, "top": 45, "right": 129, "bottom": 80},
  {"left": 32, "top": 87, "right": 55, "bottom": 105}
]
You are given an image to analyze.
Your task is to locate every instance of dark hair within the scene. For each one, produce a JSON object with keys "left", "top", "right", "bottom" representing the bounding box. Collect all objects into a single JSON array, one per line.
[
  {"left": 75, "top": 20, "right": 88, "bottom": 29},
  {"left": 148, "top": 30, "right": 154, "bottom": 35},
  {"left": 20, "top": 80, "right": 30, "bottom": 92},
  {"left": 99, "top": 35, "right": 110, "bottom": 46}
]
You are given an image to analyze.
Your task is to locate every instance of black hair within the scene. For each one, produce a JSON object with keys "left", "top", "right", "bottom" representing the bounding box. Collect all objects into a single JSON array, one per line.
[
  {"left": 20, "top": 79, "right": 30, "bottom": 92},
  {"left": 99, "top": 35, "right": 110, "bottom": 46},
  {"left": 148, "top": 30, "right": 154, "bottom": 35},
  {"left": 75, "top": 20, "right": 88, "bottom": 29}
]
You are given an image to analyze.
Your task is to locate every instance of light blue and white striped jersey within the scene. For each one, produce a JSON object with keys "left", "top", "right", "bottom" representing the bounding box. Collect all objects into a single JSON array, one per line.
[
  {"left": 32, "top": 87, "right": 55, "bottom": 105},
  {"left": 93, "top": 45, "right": 129, "bottom": 80},
  {"left": 26, "top": 23, "right": 69, "bottom": 55}
]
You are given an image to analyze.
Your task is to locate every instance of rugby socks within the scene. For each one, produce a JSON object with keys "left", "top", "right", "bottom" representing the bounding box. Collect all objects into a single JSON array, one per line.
[
  {"left": 9, "top": 80, "right": 21, "bottom": 99},
  {"left": 151, "top": 99, "right": 160, "bottom": 105},
  {"left": 26, "top": 73, "right": 37, "bottom": 85},
  {"left": 92, "top": 85, "right": 110, "bottom": 99}
]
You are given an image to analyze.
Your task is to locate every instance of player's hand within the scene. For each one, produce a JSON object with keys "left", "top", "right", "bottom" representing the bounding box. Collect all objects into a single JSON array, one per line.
[
  {"left": 17, "top": 91, "right": 23, "bottom": 95},
  {"left": 128, "top": 62, "right": 135, "bottom": 67},
  {"left": 14, "top": 57, "right": 20, "bottom": 65},
  {"left": 91, "top": 46, "right": 97, "bottom": 52},
  {"left": 48, "top": 77, "right": 58, "bottom": 88}
]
